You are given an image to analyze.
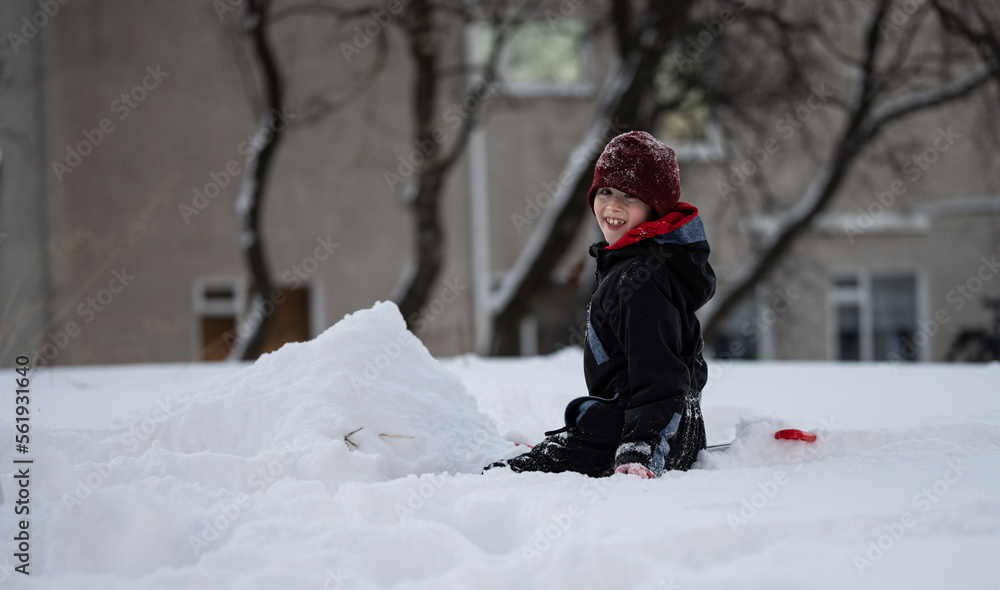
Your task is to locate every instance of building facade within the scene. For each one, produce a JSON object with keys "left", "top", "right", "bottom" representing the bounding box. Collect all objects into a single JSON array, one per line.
[{"left": 1, "top": 0, "right": 997, "bottom": 367}]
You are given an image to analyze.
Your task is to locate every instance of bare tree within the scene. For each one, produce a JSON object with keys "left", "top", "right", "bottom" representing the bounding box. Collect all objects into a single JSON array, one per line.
[
  {"left": 482, "top": 0, "right": 997, "bottom": 355},
  {"left": 224, "top": 0, "right": 513, "bottom": 354},
  {"left": 487, "top": 0, "right": 695, "bottom": 355},
  {"left": 222, "top": 0, "right": 998, "bottom": 361},
  {"left": 224, "top": 1, "right": 389, "bottom": 360},
  {"left": 698, "top": 0, "right": 1000, "bottom": 343},
  {"left": 227, "top": 0, "right": 286, "bottom": 360},
  {"left": 390, "top": 1, "right": 512, "bottom": 328}
]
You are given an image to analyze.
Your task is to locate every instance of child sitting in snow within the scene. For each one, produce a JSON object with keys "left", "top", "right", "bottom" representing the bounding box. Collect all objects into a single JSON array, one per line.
[{"left": 487, "top": 131, "right": 716, "bottom": 478}]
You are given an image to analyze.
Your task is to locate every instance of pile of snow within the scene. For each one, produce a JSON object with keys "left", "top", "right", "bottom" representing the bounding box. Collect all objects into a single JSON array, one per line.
[
  {"left": 2, "top": 301, "right": 999, "bottom": 589},
  {"left": 1, "top": 302, "right": 514, "bottom": 584}
]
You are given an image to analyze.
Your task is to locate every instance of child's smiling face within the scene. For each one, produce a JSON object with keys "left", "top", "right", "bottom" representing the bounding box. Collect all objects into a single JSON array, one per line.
[{"left": 593, "top": 187, "right": 653, "bottom": 244}]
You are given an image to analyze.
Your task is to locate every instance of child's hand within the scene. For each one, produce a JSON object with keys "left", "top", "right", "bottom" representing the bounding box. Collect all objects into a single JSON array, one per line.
[{"left": 614, "top": 463, "right": 656, "bottom": 479}]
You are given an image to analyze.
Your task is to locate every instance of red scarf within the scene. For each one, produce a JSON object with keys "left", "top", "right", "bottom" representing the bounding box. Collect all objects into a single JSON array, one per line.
[{"left": 606, "top": 202, "right": 700, "bottom": 250}]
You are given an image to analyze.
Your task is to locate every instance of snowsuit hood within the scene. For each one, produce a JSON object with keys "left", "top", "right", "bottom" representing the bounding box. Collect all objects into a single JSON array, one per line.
[{"left": 592, "top": 202, "right": 714, "bottom": 312}]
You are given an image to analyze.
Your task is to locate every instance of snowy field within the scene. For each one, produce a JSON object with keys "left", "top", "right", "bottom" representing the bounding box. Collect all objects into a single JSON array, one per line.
[{"left": 2, "top": 302, "right": 999, "bottom": 589}]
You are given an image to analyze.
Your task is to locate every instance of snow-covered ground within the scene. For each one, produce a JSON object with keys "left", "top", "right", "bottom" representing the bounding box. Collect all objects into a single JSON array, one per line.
[{"left": 2, "top": 302, "right": 999, "bottom": 589}]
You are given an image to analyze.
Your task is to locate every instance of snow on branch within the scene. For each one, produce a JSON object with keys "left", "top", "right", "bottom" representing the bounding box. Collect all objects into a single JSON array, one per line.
[
  {"left": 701, "top": 0, "right": 999, "bottom": 340},
  {"left": 487, "top": 56, "right": 639, "bottom": 316},
  {"left": 860, "top": 62, "right": 999, "bottom": 140}
]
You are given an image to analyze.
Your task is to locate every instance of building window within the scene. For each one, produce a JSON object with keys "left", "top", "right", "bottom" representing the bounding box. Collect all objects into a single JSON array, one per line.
[
  {"left": 711, "top": 297, "right": 760, "bottom": 360},
  {"left": 470, "top": 18, "right": 593, "bottom": 97},
  {"left": 193, "top": 277, "right": 313, "bottom": 361},
  {"left": 654, "top": 53, "right": 723, "bottom": 162},
  {"left": 193, "top": 277, "right": 245, "bottom": 361},
  {"left": 830, "top": 270, "right": 921, "bottom": 362}
]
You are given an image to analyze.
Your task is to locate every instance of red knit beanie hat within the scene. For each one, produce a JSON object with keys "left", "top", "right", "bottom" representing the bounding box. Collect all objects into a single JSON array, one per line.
[{"left": 587, "top": 131, "right": 681, "bottom": 220}]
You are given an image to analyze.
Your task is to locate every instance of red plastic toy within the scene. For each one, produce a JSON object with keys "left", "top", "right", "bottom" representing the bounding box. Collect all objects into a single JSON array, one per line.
[{"left": 774, "top": 429, "right": 818, "bottom": 443}]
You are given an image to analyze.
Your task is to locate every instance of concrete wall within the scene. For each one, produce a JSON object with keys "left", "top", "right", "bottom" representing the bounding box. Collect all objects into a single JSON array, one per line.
[{"left": 0, "top": 0, "right": 53, "bottom": 366}]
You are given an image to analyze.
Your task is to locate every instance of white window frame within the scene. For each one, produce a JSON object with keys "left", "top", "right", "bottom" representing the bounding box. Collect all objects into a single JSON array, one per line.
[
  {"left": 192, "top": 276, "right": 245, "bottom": 360},
  {"left": 192, "top": 276, "right": 325, "bottom": 357},
  {"left": 827, "top": 268, "right": 929, "bottom": 362},
  {"left": 193, "top": 276, "right": 246, "bottom": 318},
  {"left": 669, "top": 119, "right": 725, "bottom": 164},
  {"left": 464, "top": 18, "right": 596, "bottom": 99},
  {"left": 753, "top": 284, "right": 776, "bottom": 360},
  {"left": 306, "top": 279, "right": 326, "bottom": 340}
]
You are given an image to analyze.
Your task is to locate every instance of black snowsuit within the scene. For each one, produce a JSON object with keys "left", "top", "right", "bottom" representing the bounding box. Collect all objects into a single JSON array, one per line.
[{"left": 488, "top": 204, "right": 715, "bottom": 477}]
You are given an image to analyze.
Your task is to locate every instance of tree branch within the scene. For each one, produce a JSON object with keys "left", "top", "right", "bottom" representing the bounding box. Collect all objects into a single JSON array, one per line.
[
  {"left": 702, "top": 0, "right": 894, "bottom": 343},
  {"left": 290, "top": 32, "right": 391, "bottom": 128},
  {"left": 270, "top": 3, "right": 380, "bottom": 24},
  {"left": 859, "top": 61, "right": 998, "bottom": 142},
  {"left": 392, "top": 1, "right": 518, "bottom": 328},
  {"left": 438, "top": 7, "right": 511, "bottom": 170},
  {"left": 701, "top": 0, "right": 999, "bottom": 344},
  {"left": 487, "top": 0, "right": 695, "bottom": 355}
]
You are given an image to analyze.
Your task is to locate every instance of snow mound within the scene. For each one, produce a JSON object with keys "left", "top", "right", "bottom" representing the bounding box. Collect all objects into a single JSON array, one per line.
[
  {"left": 134, "top": 300, "right": 514, "bottom": 482},
  {"left": 21, "top": 302, "right": 515, "bottom": 577}
]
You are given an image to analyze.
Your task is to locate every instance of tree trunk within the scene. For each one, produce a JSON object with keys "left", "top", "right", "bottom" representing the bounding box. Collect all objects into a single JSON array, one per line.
[
  {"left": 393, "top": 3, "right": 508, "bottom": 331},
  {"left": 393, "top": 0, "right": 445, "bottom": 329},
  {"left": 488, "top": 0, "right": 694, "bottom": 355},
  {"left": 228, "top": 0, "right": 286, "bottom": 361}
]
